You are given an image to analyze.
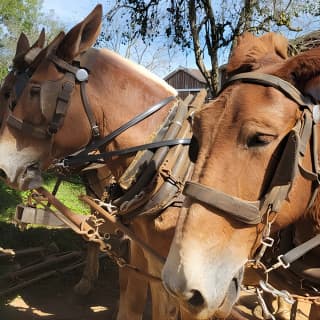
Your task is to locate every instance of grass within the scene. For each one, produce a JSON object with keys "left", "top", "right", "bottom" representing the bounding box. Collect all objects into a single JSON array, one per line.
[
  {"left": 0, "top": 173, "right": 91, "bottom": 255},
  {"left": 0, "top": 173, "right": 90, "bottom": 223}
]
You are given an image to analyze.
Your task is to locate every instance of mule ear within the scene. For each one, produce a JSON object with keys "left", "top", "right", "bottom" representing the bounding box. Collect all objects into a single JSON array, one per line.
[
  {"left": 31, "top": 28, "right": 46, "bottom": 49},
  {"left": 24, "top": 28, "right": 46, "bottom": 64},
  {"left": 15, "top": 33, "right": 30, "bottom": 57},
  {"left": 275, "top": 48, "right": 320, "bottom": 102},
  {"left": 56, "top": 5, "right": 102, "bottom": 61},
  {"left": 28, "top": 32, "right": 65, "bottom": 71},
  {"left": 227, "top": 32, "right": 288, "bottom": 76}
]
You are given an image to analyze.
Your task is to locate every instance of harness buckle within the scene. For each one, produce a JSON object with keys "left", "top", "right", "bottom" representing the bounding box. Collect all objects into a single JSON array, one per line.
[
  {"left": 261, "top": 236, "right": 274, "bottom": 247},
  {"left": 53, "top": 158, "right": 69, "bottom": 169},
  {"left": 92, "top": 125, "right": 100, "bottom": 138},
  {"left": 265, "top": 254, "right": 290, "bottom": 273}
]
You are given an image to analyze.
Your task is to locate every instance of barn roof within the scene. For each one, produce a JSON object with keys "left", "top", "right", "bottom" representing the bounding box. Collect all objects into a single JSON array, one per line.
[{"left": 164, "top": 67, "right": 206, "bottom": 84}]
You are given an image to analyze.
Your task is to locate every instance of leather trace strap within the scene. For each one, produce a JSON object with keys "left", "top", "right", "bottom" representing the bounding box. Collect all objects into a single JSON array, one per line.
[
  {"left": 267, "top": 233, "right": 320, "bottom": 272},
  {"left": 62, "top": 138, "right": 191, "bottom": 167},
  {"left": 184, "top": 72, "right": 319, "bottom": 225}
]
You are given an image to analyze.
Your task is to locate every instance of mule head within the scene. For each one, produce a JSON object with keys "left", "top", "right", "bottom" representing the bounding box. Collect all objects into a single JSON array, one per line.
[
  {"left": 162, "top": 32, "right": 320, "bottom": 319},
  {"left": 0, "top": 5, "right": 102, "bottom": 190}
]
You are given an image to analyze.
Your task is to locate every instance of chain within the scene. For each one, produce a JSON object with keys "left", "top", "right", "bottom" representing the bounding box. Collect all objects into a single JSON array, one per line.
[
  {"left": 247, "top": 207, "right": 298, "bottom": 319},
  {"left": 256, "top": 287, "right": 276, "bottom": 320},
  {"left": 83, "top": 206, "right": 162, "bottom": 282}
]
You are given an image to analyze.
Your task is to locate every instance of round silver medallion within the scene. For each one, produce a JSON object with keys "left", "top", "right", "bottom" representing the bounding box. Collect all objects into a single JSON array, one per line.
[{"left": 75, "top": 68, "right": 89, "bottom": 82}]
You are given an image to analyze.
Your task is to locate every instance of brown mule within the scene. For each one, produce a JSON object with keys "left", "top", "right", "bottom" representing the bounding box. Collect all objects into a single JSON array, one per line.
[
  {"left": 162, "top": 32, "right": 320, "bottom": 319},
  {"left": 0, "top": 30, "right": 118, "bottom": 297}
]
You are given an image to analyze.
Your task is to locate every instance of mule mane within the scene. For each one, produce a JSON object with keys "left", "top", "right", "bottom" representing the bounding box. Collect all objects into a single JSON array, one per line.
[
  {"left": 99, "top": 48, "right": 177, "bottom": 95},
  {"left": 227, "top": 32, "right": 289, "bottom": 76}
]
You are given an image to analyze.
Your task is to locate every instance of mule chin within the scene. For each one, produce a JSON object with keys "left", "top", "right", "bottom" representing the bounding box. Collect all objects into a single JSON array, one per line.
[
  {"left": 179, "top": 267, "right": 244, "bottom": 320},
  {"left": 5, "top": 166, "right": 43, "bottom": 191},
  {"left": 19, "top": 166, "right": 43, "bottom": 190}
]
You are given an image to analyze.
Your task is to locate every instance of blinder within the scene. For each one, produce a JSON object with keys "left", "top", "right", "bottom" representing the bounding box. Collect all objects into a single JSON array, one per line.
[
  {"left": 5, "top": 51, "right": 95, "bottom": 140},
  {"left": 14, "top": 71, "right": 30, "bottom": 102},
  {"left": 40, "top": 79, "right": 63, "bottom": 122},
  {"left": 184, "top": 72, "right": 320, "bottom": 225}
]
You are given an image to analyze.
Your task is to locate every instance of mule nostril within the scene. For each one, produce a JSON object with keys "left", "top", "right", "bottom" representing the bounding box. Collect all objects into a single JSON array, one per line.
[
  {"left": 187, "top": 289, "right": 205, "bottom": 307},
  {"left": 0, "top": 169, "right": 7, "bottom": 180}
]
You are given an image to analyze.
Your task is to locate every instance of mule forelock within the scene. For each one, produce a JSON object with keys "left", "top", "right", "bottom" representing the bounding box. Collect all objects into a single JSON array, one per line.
[{"left": 226, "top": 32, "right": 288, "bottom": 76}]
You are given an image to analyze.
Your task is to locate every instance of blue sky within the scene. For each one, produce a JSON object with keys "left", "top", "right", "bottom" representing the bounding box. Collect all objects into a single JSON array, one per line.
[
  {"left": 41, "top": 0, "right": 195, "bottom": 76},
  {"left": 42, "top": 0, "right": 103, "bottom": 27}
]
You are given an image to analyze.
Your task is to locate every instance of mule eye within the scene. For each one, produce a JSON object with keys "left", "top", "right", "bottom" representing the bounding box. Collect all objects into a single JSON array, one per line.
[{"left": 247, "top": 133, "right": 276, "bottom": 148}]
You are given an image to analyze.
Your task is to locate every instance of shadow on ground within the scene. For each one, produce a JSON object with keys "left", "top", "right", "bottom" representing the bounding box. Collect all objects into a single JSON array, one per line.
[{"left": 0, "top": 222, "right": 119, "bottom": 320}]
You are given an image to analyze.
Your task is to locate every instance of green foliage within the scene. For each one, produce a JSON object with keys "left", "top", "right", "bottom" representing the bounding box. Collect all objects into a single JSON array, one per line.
[
  {"left": 42, "top": 174, "right": 90, "bottom": 214},
  {"left": 0, "top": 181, "right": 24, "bottom": 221},
  {"left": 0, "top": 0, "right": 65, "bottom": 81}
]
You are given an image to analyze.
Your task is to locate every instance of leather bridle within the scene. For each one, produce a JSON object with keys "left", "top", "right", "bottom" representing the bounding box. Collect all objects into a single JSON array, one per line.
[
  {"left": 6, "top": 51, "right": 97, "bottom": 140},
  {"left": 183, "top": 72, "right": 320, "bottom": 225}
]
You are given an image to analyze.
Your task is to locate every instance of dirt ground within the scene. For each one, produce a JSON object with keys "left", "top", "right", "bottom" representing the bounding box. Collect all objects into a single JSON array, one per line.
[
  {"left": 0, "top": 257, "right": 120, "bottom": 320},
  {"left": 0, "top": 259, "right": 311, "bottom": 320},
  {"left": 0, "top": 224, "right": 313, "bottom": 320},
  {"left": 0, "top": 258, "right": 258, "bottom": 320}
]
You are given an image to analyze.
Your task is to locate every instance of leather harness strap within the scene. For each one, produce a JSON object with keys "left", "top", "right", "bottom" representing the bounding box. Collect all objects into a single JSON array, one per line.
[
  {"left": 73, "top": 95, "right": 177, "bottom": 157},
  {"left": 48, "top": 72, "right": 75, "bottom": 134},
  {"left": 221, "top": 72, "right": 312, "bottom": 111},
  {"left": 184, "top": 181, "right": 261, "bottom": 224},
  {"left": 48, "top": 54, "right": 100, "bottom": 138},
  {"left": 62, "top": 138, "right": 191, "bottom": 167},
  {"left": 6, "top": 114, "right": 48, "bottom": 139}
]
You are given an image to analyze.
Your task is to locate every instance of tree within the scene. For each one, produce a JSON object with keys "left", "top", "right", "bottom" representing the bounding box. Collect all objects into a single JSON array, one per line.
[
  {"left": 0, "top": 0, "right": 64, "bottom": 80},
  {"left": 102, "top": 0, "right": 320, "bottom": 96},
  {"left": 95, "top": 5, "right": 182, "bottom": 76}
]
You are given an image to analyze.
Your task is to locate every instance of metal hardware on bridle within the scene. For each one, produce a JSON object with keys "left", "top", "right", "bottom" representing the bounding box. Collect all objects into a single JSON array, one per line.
[
  {"left": 184, "top": 72, "right": 320, "bottom": 226},
  {"left": 255, "top": 280, "right": 295, "bottom": 320},
  {"left": 75, "top": 68, "right": 88, "bottom": 82},
  {"left": 313, "top": 105, "right": 320, "bottom": 124},
  {"left": 254, "top": 207, "right": 276, "bottom": 264}
]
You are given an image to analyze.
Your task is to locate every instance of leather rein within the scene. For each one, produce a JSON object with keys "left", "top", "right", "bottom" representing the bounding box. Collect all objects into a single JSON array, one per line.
[{"left": 184, "top": 72, "right": 320, "bottom": 225}]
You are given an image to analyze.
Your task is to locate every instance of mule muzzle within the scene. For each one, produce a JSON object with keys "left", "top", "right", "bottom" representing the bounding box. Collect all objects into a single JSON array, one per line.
[{"left": 162, "top": 266, "right": 244, "bottom": 319}]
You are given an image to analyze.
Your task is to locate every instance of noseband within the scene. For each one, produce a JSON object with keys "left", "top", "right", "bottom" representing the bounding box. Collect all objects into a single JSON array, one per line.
[{"left": 184, "top": 72, "right": 320, "bottom": 224}]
